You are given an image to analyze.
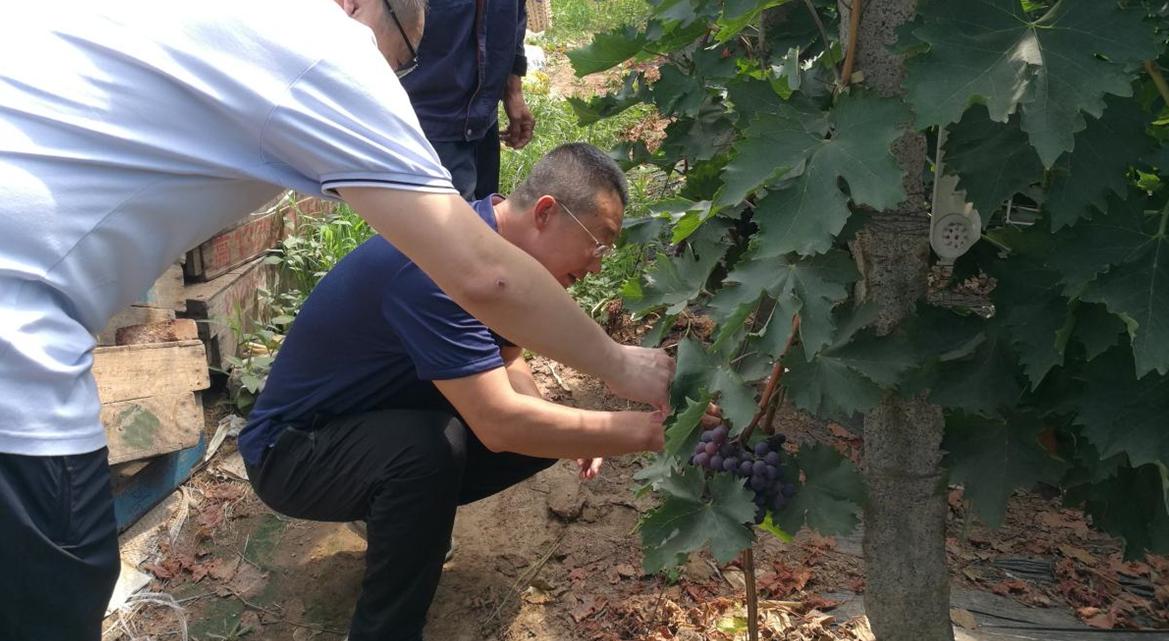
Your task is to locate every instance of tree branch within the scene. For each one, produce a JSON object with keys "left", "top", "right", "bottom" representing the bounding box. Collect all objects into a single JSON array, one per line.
[
  {"left": 840, "top": 0, "right": 863, "bottom": 90},
  {"left": 739, "top": 315, "right": 801, "bottom": 442}
]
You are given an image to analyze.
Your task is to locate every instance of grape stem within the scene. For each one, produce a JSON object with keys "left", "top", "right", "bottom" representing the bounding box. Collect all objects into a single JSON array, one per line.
[
  {"left": 743, "top": 547, "right": 760, "bottom": 641},
  {"left": 1145, "top": 61, "right": 1169, "bottom": 109},
  {"left": 740, "top": 315, "right": 801, "bottom": 443},
  {"left": 839, "top": 0, "right": 862, "bottom": 92}
]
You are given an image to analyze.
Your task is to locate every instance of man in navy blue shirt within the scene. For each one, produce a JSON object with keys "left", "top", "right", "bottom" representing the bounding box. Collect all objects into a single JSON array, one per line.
[
  {"left": 238, "top": 144, "right": 664, "bottom": 641},
  {"left": 399, "top": 0, "right": 534, "bottom": 200}
]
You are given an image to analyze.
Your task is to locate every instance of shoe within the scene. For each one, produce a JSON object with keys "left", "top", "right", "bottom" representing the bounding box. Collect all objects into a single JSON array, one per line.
[{"left": 347, "top": 521, "right": 455, "bottom": 562}]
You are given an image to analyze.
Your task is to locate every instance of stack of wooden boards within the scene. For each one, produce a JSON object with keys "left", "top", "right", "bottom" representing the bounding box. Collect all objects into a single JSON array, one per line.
[{"left": 97, "top": 192, "right": 333, "bottom": 530}]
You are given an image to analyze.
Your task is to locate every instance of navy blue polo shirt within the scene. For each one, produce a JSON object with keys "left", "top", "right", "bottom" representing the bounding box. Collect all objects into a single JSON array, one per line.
[
  {"left": 238, "top": 197, "right": 509, "bottom": 466},
  {"left": 399, "top": 0, "right": 527, "bottom": 142}
]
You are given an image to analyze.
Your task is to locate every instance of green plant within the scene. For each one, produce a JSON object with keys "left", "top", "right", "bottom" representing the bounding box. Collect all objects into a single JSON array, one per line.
[
  {"left": 576, "top": 0, "right": 1169, "bottom": 637},
  {"left": 272, "top": 204, "right": 374, "bottom": 297},
  {"left": 540, "top": 0, "right": 653, "bottom": 49}
]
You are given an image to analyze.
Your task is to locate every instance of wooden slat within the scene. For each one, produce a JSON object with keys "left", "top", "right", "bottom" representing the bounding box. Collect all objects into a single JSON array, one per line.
[
  {"left": 95, "top": 306, "right": 176, "bottom": 346},
  {"left": 113, "top": 435, "right": 206, "bottom": 532},
  {"left": 114, "top": 318, "right": 200, "bottom": 345},
  {"left": 103, "top": 392, "right": 203, "bottom": 465},
  {"left": 92, "top": 340, "right": 210, "bottom": 404},
  {"left": 184, "top": 206, "right": 285, "bottom": 282},
  {"left": 137, "top": 263, "right": 186, "bottom": 312},
  {"left": 182, "top": 256, "right": 278, "bottom": 369}
]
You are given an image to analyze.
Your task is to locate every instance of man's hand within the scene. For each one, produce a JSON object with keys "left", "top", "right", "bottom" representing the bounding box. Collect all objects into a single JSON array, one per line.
[
  {"left": 500, "top": 74, "right": 534, "bottom": 149},
  {"left": 576, "top": 457, "right": 603, "bottom": 480},
  {"left": 604, "top": 344, "right": 675, "bottom": 411}
]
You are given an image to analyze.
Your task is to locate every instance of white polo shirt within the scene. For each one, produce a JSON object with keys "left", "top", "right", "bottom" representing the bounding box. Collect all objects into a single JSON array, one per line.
[{"left": 0, "top": 0, "right": 456, "bottom": 456}]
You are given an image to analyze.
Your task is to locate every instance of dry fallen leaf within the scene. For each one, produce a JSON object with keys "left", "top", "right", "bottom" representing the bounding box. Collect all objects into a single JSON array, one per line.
[{"left": 950, "top": 608, "right": 977, "bottom": 629}]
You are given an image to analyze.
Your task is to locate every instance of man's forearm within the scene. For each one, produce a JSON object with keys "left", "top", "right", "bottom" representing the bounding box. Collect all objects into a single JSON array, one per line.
[
  {"left": 339, "top": 188, "right": 623, "bottom": 381},
  {"left": 486, "top": 395, "right": 654, "bottom": 459}
]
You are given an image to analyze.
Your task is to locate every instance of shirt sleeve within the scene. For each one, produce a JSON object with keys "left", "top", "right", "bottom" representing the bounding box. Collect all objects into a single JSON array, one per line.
[
  {"left": 513, "top": 0, "right": 528, "bottom": 77},
  {"left": 381, "top": 263, "right": 505, "bottom": 381},
  {"left": 260, "top": 47, "right": 456, "bottom": 197}
]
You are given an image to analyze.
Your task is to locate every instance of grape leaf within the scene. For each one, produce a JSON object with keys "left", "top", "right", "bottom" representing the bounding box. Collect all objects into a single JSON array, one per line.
[
  {"left": 634, "top": 453, "right": 681, "bottom": 493},
  {"left": 929, "top": 321, "right": 1023, "bottom": 417},
  {"left": 748, "top": 92, "right": 911, "bottom": 256},
  {"left": 1046, "top": 194, "right": 1152, "bottom": 291},
  {"left": 784, "top": 305, "right": 916, "bottom": 419},
  {"left": 991, "top": 255, "right": 1072, "bottom": 388},
  {"left": 672, "top": 339, "right": 757, "bottom": 434},
  {"left": 773, "top": 443, "right": 865, "bottom": 536},
  {"left": 716, "top": 0, "right": 791, "bottom": 41},
  {"left": 652, "top": 64, "right": 705, "bottom": 117},
  {"left": 640, "top": 471, "right": 757, "bottom": 572},
  {"left": 661, "top": 101, "right": 737, "bottom": 162},
  {"left": 1080, "top": 207, "right": 1169, "bottom": 377},
  {"left": 943, "top": 107, "right": 1043, "bottom": 217},
  {"left": 569, "top": 27, "right": 648, "bottom": 76},
  {"left": 568, "top": 73, "right": 645, "bottom": 125},
  {"left": 1071, "top": 348, "right": 1169, "bottom": 472},
  {"left": 623, "top": 238, "right": 725, "bottom": 317},
  {"left": 1046, "top": 97, "right": 1152, "bottom": 230},
  {"left": 714, "top": 106, "right": 829, "bottom": 208},
  {"left": 1070, "top": 303, "right": 1125, "bottom": 361},
  {"left": 710, "top": 249, "right": 858, "bottom": 357},
  {"left": 1070, "top": 463, "right": 1169, "bottom": 558},
  {"left": 905, "top": 0, "right": 1158, "bottom": 166},
  {"left": 943, "top": 414, "right": 1068, "bottom": 528},
  {"left": 664, "top": 394, "right": 715, "bottom": 459}
]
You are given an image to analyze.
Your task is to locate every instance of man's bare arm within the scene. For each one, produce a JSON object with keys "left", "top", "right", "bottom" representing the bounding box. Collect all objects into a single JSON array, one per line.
[
  {"left": 338, "top": 188, "right": 674, "bottom": 408},
  {"left": 500, "top": 346, "right": 542, "bottom": 399}
]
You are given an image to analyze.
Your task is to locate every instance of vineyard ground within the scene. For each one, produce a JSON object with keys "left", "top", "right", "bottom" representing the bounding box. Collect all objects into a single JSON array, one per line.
[{"left": 102, "top": 327, "right": 1168, "bottom": 641}]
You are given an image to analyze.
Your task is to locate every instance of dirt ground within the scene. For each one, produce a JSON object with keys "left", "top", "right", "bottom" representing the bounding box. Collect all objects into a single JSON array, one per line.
[{"left": 101, "top": 337, "right": 1168, "bottom": 641}]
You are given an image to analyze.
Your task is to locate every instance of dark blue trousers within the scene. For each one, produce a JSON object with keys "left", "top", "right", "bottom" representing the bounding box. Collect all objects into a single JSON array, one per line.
[{"left": 430, "top": 122, "right": 502, "bottom": 201}]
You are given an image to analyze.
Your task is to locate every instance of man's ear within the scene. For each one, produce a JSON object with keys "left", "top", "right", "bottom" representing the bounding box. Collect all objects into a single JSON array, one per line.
[
  {"left": 340, "top": 0, "right": 359, "bottom": 17},
  {"left": 532, "top": 195, "right": 557, "bottom": 231}
]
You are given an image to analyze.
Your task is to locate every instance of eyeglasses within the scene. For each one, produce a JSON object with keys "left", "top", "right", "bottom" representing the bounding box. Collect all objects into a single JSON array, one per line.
[
  {"left": 383, "top": 1, "right": 418, "bottom": 78},
  {"left": 558, "top": 201, "right": 613, "bottom": 259}
]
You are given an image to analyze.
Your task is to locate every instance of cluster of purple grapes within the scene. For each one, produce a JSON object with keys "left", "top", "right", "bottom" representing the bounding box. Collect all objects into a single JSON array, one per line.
[{"left": 691, "top": 425, "right": 797, "bottom": 524}]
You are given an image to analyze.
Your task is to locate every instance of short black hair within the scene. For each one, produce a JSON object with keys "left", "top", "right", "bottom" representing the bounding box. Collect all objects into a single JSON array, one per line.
[{"left": 510, "top": 143, "right": 628, "bottom": 217}]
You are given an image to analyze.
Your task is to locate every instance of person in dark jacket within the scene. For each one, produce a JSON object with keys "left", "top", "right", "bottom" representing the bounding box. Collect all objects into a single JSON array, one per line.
[{"left": 400, "top": 0, "right": 535, "bottom": 200}]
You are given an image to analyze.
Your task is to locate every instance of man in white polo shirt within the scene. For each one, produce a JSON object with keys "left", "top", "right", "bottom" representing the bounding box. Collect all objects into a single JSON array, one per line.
[{"left": 0, "top": 1, "right": 672, "bottom": 639}]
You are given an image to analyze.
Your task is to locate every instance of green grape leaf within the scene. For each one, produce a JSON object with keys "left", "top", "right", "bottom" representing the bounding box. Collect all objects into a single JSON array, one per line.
[
  {"left": 773, "top": 443, "right": 865, "bottom": 536},
  {"left": 664, "top": 394, "right": 715, "bottom": 459},
  {"left": 784, "top": 305, "right": 916, "bottom": 419},
  {"left": 929, "top": 321, "right": 1022, "bottom": 417},
  {"left": 672, "top": 339, "right": 757, "bottom": 434},
  {"left": 943, "top": 414, "right": 1068, "bottom": 528},
  {"left": 1046, "top": 194, "right": 1152, "bottom": 290},
  {"left": 1045, "top": 98, "right": 1152, "bottom": 230},
  {"left": 1070, "top": 303, "right": 1125, "bottom": 361},
  {"left": 716, "top": 0, "right": 791, "bottom": 41},
  {"left": 714, "top": 105, "right": 829, "bottom": 208},
  {"left": 652, "top": 64, "right": 705, "bottom": 117},
  {"left": 661, "top": 101, "right": 737, "bottom": 162},
  {"left": 747, "top": 92, "right": 911, "bottom": 256},
  {"left": 569, "top": 27, "right": 648, "bottom": 76},
  {"left": 1080, "top": 209, "right": 1169, "bottom": 377},
  {"left": 568, "top": 73, "right": 645, "bottom": 125},
  {"left": 641, "top": 471, "right": 757, "bottom": 572},
  {"left": 712, "top": 250, "right": 858, "bottom": 358},
  {"left": 623, "top": 238, "right": 725, "bottom": 317},
  {"left": 943, "top": 107, "right": 1043, "bottom": 217},
  {"left": 1070, "top": 463, "right": 1169, "bottom": 558},
  {"left": 905, "top": 0, "right": 1158, "bottom": 166},
  {"left": 991, "top": 256, "right": 1072, "bottom": 388},
  {"left": 1071, "top": 349, "right": 1169, "bottom": 472},
  {"left": 633, "top": 453, "right": 681, "bottom": 493}
]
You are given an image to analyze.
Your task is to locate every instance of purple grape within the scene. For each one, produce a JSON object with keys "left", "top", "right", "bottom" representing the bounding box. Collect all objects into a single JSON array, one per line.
[
  {"left": 781, "top": 483, "right": 797, "bottom": 497},
  {"left": 694, "top": 452, "right": 710, "bottom": 467},
  {"left": 775, "top": 465, "right": 787, "bottom": 480},
  {"left": 723, "top": 457, "right": 739, "bottom": 472},
  {"left": 717, "top": 444, "right": 734, "bottom": 458},
  {"left": 754, "top": 508, "right": 766, "bottom": 525},
  {"left": 750, "top": 475, "right": 767, "bottom": 491},
  {"left": 752, "top": 460, "right": 767, "bottom": 475},
  {"left": 754, "top": 441, "right": 770, "bottom": 456},
  {"left": 712, "top": 425, "right": 728, "bottom": 443},
  {"left": 771, "top": 493, "right": 788, "bottom": 511},
  {"left": 709, "top": 455, "right": 724, "bottom": 471},
  {"left": 738, "top": 460, "right": 753, "bottom": 476},
  {"left": 765, "top": 464, "right": 778, "bottom": 480},
  {"left": 765, "top": 451, "right": 781, "bottom": 466},
  {"left": 704, "top": 442, "right": 719, "bottom": 456},
  {"left": 694, "top": 442, "right": 706, "bottom": 455},
  {"left": 754, "top": 494, "right": 767, "bottom": 507},
  {"left": 769, "top": 434, "right": 787, "bottom": 447}
]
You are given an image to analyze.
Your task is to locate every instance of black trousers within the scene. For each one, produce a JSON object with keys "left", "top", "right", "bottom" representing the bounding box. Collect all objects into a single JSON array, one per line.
[
  {"left": 0, "top": 448, "right": 121, "bottom": 641},
  {"left": 430, "top": 122, "right": 502, "bottom": 201},
  {"left": 246, "top": 409, "right": 555, "bottom": 641}
]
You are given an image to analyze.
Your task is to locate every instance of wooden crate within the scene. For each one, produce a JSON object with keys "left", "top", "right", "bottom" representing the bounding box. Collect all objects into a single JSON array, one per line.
[
  {"left": 112, "top": 435, "right": 206, "bottom": 532},
  {"left": 182, "top": 256, "right": 279, "bottom": 370},
  {"left": 93, "top": 334, "right": 210, "bottom": 465},
  {"left": 526, "top": 0, "right": 552, "bottom": 33},
  {"left": 184, "top": 203, "right": 286, "bottom": 282}
]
